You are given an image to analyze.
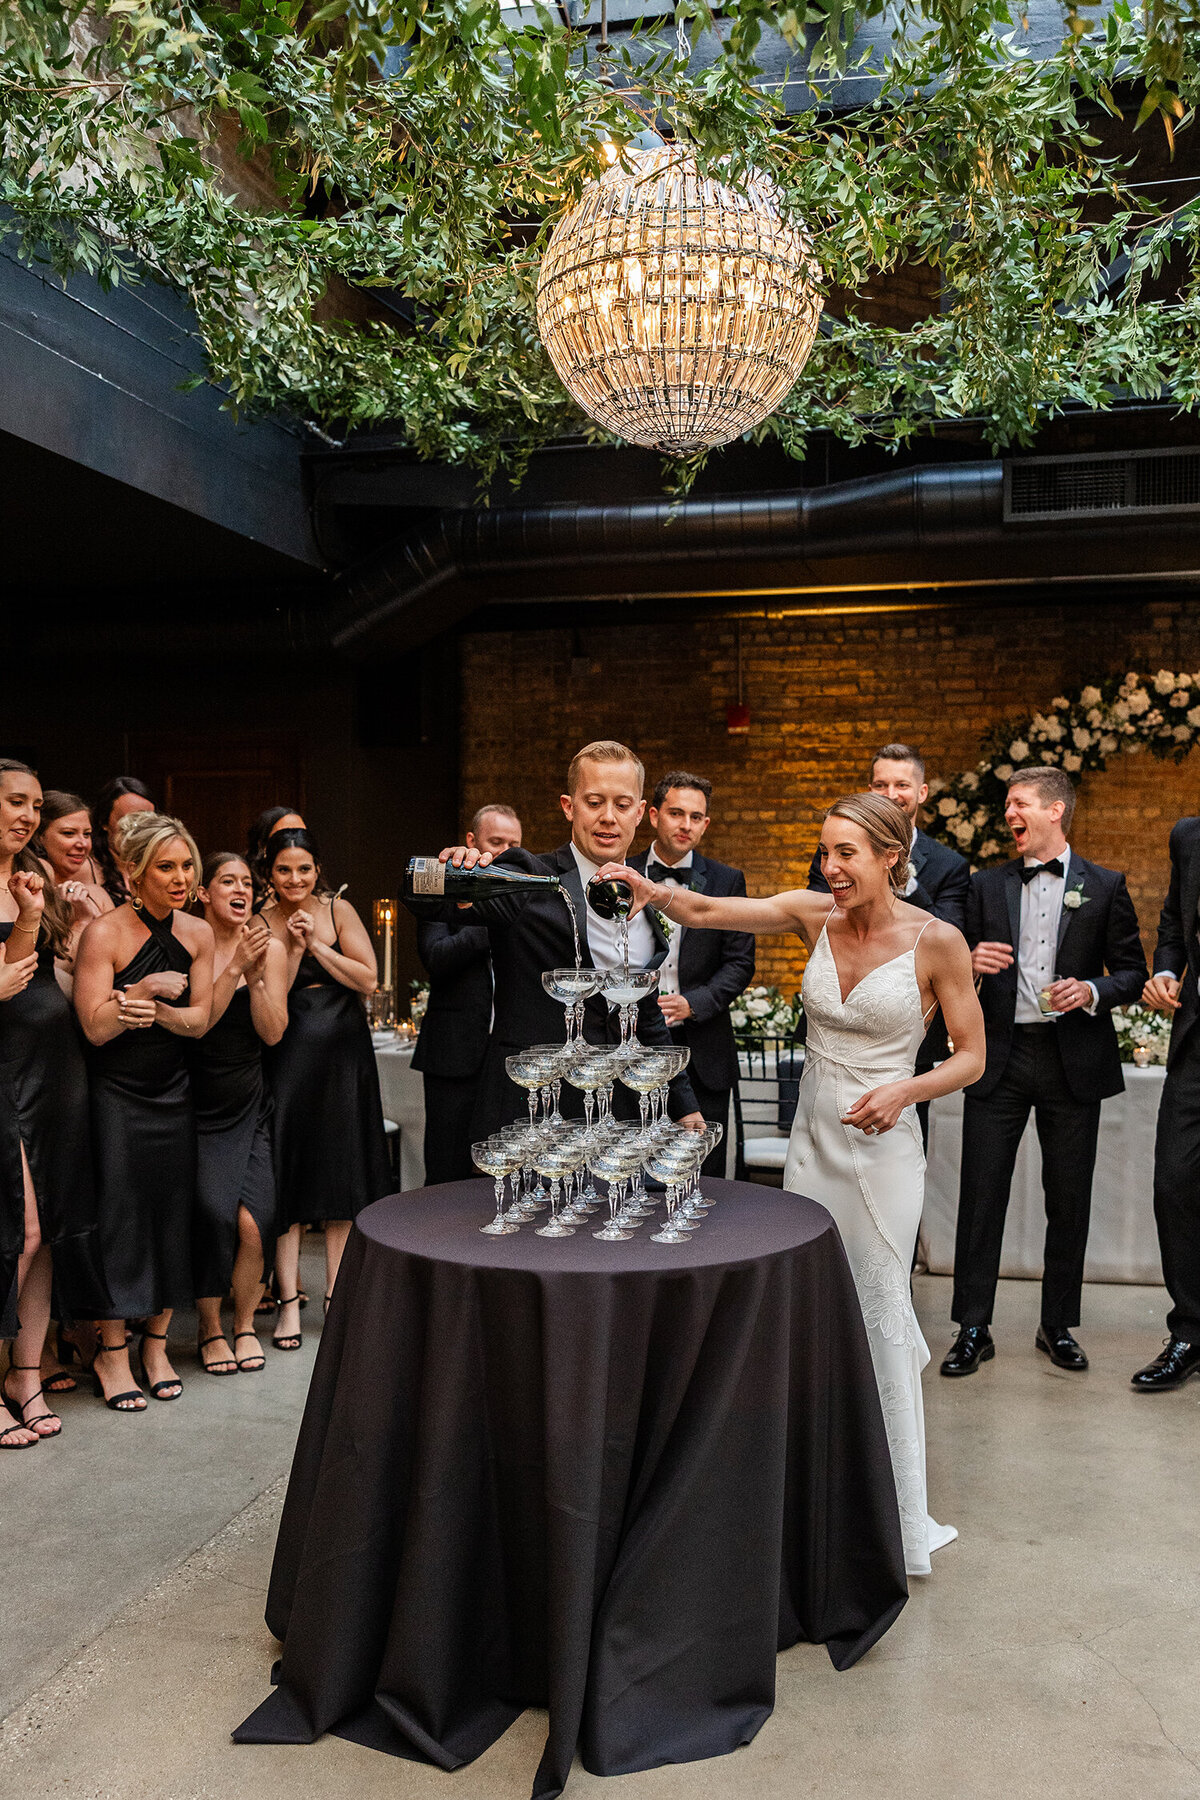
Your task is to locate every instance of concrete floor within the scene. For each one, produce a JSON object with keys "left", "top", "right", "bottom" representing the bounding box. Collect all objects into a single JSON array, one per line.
[{"left": 2, "top": 1271, "right": 1199, "bottom": 1800}]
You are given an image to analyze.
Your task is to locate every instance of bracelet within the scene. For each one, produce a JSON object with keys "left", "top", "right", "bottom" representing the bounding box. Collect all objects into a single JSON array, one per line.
[{"left": 658, "top": 884, "right": 676, "bottom": 917}]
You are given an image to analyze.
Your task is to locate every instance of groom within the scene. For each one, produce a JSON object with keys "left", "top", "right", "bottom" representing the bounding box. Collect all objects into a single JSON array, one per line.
[
  {"left": 408, "top": 739, "right": 702, "bottom": 1143},
  {"left": 943, "top": 766, "right": 1146, "bottom": 1376}
]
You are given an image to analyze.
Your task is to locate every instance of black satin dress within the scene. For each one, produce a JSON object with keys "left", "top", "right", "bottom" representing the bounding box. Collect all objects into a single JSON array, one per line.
[
  {"left": 0, "top": 1057, "right": 22, "bottom": 1338},
  {"left": 88, "top": 910, "right": 196, "bottom": 1319},
  {"left": 268, "top": 934, "right": 391, "bottom": 1227},
  {"left": 0, "top": 923, "right": 108, "bottom": 1322},
  {"left": 192, "top": 986, "right": 276, "bottom": 1296}
]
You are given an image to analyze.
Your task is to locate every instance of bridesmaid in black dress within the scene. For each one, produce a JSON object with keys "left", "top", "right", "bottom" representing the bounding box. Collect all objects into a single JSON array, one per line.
[
  {"left": 246, "top": 807, "right": 305, "bottom": 908},
  {"left": 192, "top": 853, "right": 288, "bottom": 1375},
  {"left": 90, "top": 776, "right": 155, "bottom": 907},
  {"left": 263, "top": 829, "right": 389, "bottom": 1351},
  {"left": 74, "top": 813, "right": 214, "bottom": 1411},
  {"left": 0, "top": 759, "right": 107, "bottom": 1445}
]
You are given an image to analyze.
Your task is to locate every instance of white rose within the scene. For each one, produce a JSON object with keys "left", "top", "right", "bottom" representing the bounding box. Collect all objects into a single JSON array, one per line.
[
  {"left": 938, "top": 796, "right": 958, "bottom": 817},
  {"left": 971, "top": 807, "right": 988, "bottom": 827},
  {"left": 1030, "top": 713, "right": 1049, "bottom": 736},
  {"left": 1187, "top": 707, "right": 1200, "bottom": 728},
  {"left": 1175, "top": 724, "right": 1191, "bottom": 741},
  {"left": 1052, "top": 695, "right": 1070, "bottom": 711},
  {"left": 1009, "top": 739, "right": 1029, "bottom": 761},
  {"left": 745, "top": 996, "right": 771, "bottom": 1018},
  {"left": 1062, "top": 752, "right": 1082, "bottom": 772},
  {"left": 953, "top": 821, "right": 974, "bottom": 845},
  {"left": 1080, "top": 686, "right": 1102, "bottom": 708},
  {"left": 1100, "top": 734, "right": 1118, "bottom": 754},
  {"left": 979, "top": 839, "right": 1000, "bottom": 858},
  {"left": 1063, "top": 890, "right": 1083, "bottom": 910},
  {"left": 1146, "top": 709, "right": 1163, "bottom": 728},
  {"left": 1113, "top": 700, "right": 1131, "bottom": 721},
  {"left": 1172, "top": 689, "right": 1190, "bottom": 708},
  {"left": 1154, "top": 669, "right": 1176, "bottom": 694},
  {"left": 1086, "top": 707, "right": 1103, "bottom": 727},
  {"left": 961, "top": 772, "right": 979, "bottom": 792},
  {"left": 994, "top": 763, "right": 1013, "bottom": 781},
  {"left": 1042, "top": 719, "right": 1063, "bottom": 741},
  {"left": 1128, "top": 689, "right": 1151, "bottom": 715},
  {"left": 1072, "top": 726, "right": 1092, "bottom": 749},
  {"left": 1040, "top": 751, "right": 1055, "bottom": 763}
]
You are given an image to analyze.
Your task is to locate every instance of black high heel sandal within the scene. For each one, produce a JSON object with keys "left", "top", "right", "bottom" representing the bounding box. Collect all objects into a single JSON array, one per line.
[
  {"left": 2, "top": 1365, "right": 62, "bottom": 1438},
  {"left": 90, "top": 1344, "right": 147, "bottom": 1412},
  {"left": 39, "top": 1329, "right": 78, "bottom": 1394},
  {"left": 139, "top": 1330, "right": 182, "bottom": 1400},
  {"left": 197, "top": 1334, "right": 238, "bottom": 1376},
  {"left": 234, "top": 1331, "right": 265, "bottom": 1372},
  {"left": 272, "top": 1295, "right": 303, "bottom": 1352}
]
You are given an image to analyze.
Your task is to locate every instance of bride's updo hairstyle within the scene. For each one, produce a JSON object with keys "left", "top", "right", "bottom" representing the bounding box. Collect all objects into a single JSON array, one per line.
[
  {"left": 824, "top": 794, "right": 912, "bottom": 893},
  {"left": 117, "top": 811, "right": 202, "bottom": 905}
]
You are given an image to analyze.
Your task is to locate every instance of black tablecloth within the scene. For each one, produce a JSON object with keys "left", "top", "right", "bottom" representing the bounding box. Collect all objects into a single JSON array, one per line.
[{"left": 235, "top": 1178, "right": 907, "bottom": 1796}]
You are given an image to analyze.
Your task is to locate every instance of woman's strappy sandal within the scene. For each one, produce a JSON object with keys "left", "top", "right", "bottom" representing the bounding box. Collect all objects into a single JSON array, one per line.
[
  {"left": 198, "top": 1334, "right": 238, "bottom": 1376},
  {"left": 90, "top": 1344, "right": 147, "bottom": 1412},
  {"left": 138, "top": 1330, "right": 183, "bottom": 1400},
  {"left": 234, "top": 1331, "right": 265, "bottom": 1372},
  {"left": 2, "top": 1365, "right": 62, "bottom": 1438},
  {"left": 272, "top": 1295, "right": 303, "bottom": 1352}
]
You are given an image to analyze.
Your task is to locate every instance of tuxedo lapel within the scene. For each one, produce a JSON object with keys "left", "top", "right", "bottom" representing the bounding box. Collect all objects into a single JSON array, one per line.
[
  {"left": 687, "top": 853, "right": 709, "bottom": 895},
  {"left": 1056, "top": 856, "right": 1093, "bottom": 957},
  {"left": 552, "top": 844, "right": 594, "bottom": 970},
  {"left": 910, "top": 831, "right": 928, "bottom": 881},
  {"left": 1003, "top": 862, "right": 1022, "bottom": 951},
  {"left": 1182, "top": 829, "right": 1200, "bottom": 953}
]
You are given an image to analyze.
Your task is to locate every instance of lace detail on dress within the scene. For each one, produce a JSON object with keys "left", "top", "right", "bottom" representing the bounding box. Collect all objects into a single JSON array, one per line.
[
  {"left": 857, "top": 1241, "right": 917, "bottom": 1350},
  {"left": 876, "top": 1379, "right": 927, "bottom": 1553}
]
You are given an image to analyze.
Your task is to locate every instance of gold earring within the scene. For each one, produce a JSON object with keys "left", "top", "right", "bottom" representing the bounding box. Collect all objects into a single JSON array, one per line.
[{"left": 131, "top": 887, "right": 143, "bottom": 912}]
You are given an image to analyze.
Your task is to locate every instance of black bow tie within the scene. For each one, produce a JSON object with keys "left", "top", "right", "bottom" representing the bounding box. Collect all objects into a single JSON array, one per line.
[
  {"left": 647, "top": 860, "right": 690, "bottom": 885},
  {"left": 1021, "top": 858, "right": 1064, "bottom": 884}
]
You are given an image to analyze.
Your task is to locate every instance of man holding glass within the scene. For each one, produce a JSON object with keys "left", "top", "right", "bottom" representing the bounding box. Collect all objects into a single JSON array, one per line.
[{"left": 943, "top": 767, "right": 1146, "bottom": 1378}]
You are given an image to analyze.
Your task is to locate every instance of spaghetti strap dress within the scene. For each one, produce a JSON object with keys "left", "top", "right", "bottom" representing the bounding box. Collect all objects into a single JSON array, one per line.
[
  {"left": 0, "top": 922, "right": 108, "bottom": 1321},
  {"left": 191, "top": 985, "right": 276, "bottom": 1296},
  {"left": 88, "top": 910, "right": 197, "bottom": 1320},
  {"left": 267, "top": 924, "right": 391, "bottom": 1227}
]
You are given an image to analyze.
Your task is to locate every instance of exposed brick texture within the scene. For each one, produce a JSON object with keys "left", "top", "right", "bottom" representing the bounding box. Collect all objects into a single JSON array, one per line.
[{"left": 460, "top": 596, "right": 1200, "bottom": 993}]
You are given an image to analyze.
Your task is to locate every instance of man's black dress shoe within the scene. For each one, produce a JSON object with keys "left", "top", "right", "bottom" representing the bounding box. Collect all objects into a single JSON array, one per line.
[
  {"left": 1131, "top": 1337, "right": 1200, "bottom": 1392},
  {"left": 939, "top": 1327, "right": 995, "bottom": 1377},
  {"left": 1035, "top": 1324, "right": 1088, "bottom": 1370}
]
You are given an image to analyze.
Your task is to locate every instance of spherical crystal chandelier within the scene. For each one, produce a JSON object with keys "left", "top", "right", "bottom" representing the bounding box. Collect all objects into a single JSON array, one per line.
[{"left": 535, "top": 136, "right": 822, "bottom": 456}]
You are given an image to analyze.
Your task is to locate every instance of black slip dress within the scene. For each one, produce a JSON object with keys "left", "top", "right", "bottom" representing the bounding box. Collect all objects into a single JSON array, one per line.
[
  {"left": 267, "top": 913, "right": 391, "bottom": 1228},
  {"left": 191, "top": 984, "right": 276, "bottom": 1296},
  {"left": 88, "top": 909, "right": 196, "bottom": 1319},
  {"left": 0, "top": 922, "right": 108, "bottom": 1321}
]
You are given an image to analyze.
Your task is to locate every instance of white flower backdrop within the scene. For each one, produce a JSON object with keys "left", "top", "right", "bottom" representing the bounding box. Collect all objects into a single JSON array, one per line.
[{"left": 923, "top": 670, "right": 1200, "bottom": 866}]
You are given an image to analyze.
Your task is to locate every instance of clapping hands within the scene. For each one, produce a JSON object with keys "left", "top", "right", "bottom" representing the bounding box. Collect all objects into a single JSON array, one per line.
[
  {"left": 286, "top": 909, "right": 315, "bottom": 951},
  {"left": 232, "top": 916, "right": 272, "bottom": 975}
]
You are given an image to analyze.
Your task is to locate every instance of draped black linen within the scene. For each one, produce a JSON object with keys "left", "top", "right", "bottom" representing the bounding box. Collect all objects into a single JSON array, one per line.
[{"left": 235, "top": 1179, "right": 907, "bottom": 1797}]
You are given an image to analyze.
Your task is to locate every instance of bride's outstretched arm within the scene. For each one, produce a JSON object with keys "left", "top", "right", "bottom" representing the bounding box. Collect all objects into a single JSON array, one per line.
[{"left": 596, "top": 862, "right": 829, "bottom": 941}]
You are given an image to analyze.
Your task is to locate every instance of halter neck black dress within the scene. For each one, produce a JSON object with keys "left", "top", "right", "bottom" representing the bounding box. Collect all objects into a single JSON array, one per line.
[
  {"left": 0, "top": 923, "right": 108, "bottom": 1321},
  {"left": 191, "top": 984, "right": 276, "bottom": 1296},
  {"left": 268, "top": 915, "right": 391, "bottom": 1227},
  {"left": 88, "top": 909, "right": 196, "bottom": 1320}
]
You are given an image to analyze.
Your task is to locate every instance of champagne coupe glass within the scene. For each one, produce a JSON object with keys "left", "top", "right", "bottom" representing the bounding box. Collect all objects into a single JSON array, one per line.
[
  {"left": 555, "top": 1130, "right": 593, "bottom": 1220},
  {"left": 541, "top": 968, "right": 603, "bottom": 1044},
  {"left": 648, "top": 1138, "right": 706, "bottom": 1242},
  {"left": 472, "top": 1138, "right": 522, "bottom": 1235},
  {"left": 619, "top": 1049, "right": 676, "bottom": 1133},
  {"left": 498, "top": 1123, "right": 543, "bottom": 1218},
  {"left": 533, "top": 1140, "right": 578, "bottom": 1237},
  {"left": 602, "top": 967, "right": 660, "bottom": 1045},
  {"left": 529, "top": 1043, "right": 573, "bottom": 1126},
  {"left": 653, "top": 1044, "right": 692, "bottom": 1128},
  {"left": 507, "top": 1049, "right": 553, "bottom": 1131},
  {"left": 589, "top": 1137, "right": 638, "bottom": 1241}
]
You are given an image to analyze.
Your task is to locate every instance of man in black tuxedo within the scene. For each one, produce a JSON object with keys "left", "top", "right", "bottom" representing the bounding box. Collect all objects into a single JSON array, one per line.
[
  {"left": 413, "top": 804, "right": 522, "bottom": 1183},
  {"left": 412, "top": 740, "right": 702, "bottom": 1142},
  {"left": 942, "top": 766, "right": 1147, "bottom": 1377},
  {"left": 631, "top": 772, "right": 755, "bottom": 1175},
  {"left": 809, "top": 742, "right": 969, "bottom": 1143},
  {"left": 1133, "top": 818, "right": 1200, "bottom": 1390}
]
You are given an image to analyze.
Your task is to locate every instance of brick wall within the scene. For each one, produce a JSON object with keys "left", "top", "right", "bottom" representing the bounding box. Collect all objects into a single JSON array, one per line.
[{"left": 459, "top": 596, "right": 1200, "bottom": 994}]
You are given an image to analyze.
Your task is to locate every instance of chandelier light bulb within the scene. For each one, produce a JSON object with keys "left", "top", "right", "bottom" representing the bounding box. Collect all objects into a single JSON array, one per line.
[{"left": 536, "top": 143, "right": 822, "bottom": 456}]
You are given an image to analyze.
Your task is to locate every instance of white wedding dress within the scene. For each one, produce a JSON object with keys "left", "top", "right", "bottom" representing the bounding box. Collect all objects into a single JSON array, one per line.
[{"left": 783, "top": 917, "right": 956, "bottom": 1578}]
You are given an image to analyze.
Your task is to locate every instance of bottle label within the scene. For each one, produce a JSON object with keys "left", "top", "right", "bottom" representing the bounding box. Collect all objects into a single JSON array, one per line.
[{"left": 410, "top": 857, "right": 446, "bottom": 896}]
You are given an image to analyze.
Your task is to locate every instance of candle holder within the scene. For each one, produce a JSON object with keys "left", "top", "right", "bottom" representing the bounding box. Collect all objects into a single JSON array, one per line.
[
  {"left": 373, "top": 896, "right": 398, "bottom": 1029},
  {"left": 1132, "top": 1044, "right": 1152, "bottom": 1068}
]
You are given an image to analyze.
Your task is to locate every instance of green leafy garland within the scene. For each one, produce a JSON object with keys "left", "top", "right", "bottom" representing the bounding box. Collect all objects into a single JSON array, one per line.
[
  {"left": 925, "top": 668, "right": 1200, "bottom": 866},
  {"left": 1, "top": 0, "right": 1198, "bottom": 483}
]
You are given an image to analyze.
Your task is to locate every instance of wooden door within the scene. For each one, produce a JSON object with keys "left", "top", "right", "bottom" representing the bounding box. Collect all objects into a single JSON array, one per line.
[{"left": 126, "top": 733, "right": 304, "bottom": 864}]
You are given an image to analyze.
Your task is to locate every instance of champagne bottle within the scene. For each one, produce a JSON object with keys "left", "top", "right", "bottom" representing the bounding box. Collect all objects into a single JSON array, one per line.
[
  {"left": 406, "top": 856, "right": 562, "bottom": 902},
  {"left": 586, "top": 875, "right": 635, "bottom": 920}
]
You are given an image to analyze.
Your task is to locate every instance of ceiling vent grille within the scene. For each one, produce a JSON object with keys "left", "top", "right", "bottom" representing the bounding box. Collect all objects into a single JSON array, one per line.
[{"left": 1006, "top": 448, "right": 1200, "bottom": 522}]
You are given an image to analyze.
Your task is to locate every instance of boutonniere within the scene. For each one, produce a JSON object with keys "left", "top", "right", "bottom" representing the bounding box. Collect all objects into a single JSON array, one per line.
[
  {"left": 652, "top": 909, "right": 674, "bottom": 941},
  {"left": 1063, "top": 881, "right": 1090, "bottom": 911}
]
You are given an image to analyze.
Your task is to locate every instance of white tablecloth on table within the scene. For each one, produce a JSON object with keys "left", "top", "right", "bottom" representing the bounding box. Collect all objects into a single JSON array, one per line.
[
  {"left": 920, "top": 1064, "right": 1166, "bottom": 1286},
  {"left": 374, "top": 1038, "right": 426, "bottom": 1192}
]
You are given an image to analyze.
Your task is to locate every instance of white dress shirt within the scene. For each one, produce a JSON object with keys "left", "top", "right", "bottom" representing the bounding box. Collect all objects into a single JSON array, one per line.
[
  {"left": 571, "top": 843, "right": 657, "bottom": 973},
  {"left": 902, "top": 824, "right": 919, "bottom": 898},
  {"left": 646, "top": 848, "right": 692, "bottom": 995},
  {"left": 1014, "top": 846, "right": 1098, "bottom": 1022}
]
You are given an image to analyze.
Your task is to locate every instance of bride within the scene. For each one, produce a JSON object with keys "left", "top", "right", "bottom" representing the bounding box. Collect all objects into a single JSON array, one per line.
[{"left": 601, "top": 792, "right": 985, "bottom": 1577}]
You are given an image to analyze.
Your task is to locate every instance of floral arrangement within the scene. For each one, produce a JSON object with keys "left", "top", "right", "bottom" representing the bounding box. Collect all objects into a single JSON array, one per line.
[
  {"left": 730, "top": 985, "right": 804, "bottom": 1038},
  {"left": 925, "top": 671, "right": 1200, "bottom": 867},
  {"left": 409, "top": 978, "right": 430, "bottom": 1024},
  {"left": 1110, "top": 1004, "right": 1173, "bottom": 1066}
]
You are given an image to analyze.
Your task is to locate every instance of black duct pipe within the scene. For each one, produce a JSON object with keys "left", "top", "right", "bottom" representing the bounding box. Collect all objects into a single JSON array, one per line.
[{"left": 327, "top": 460, "right": 1006, "bottom": 655}]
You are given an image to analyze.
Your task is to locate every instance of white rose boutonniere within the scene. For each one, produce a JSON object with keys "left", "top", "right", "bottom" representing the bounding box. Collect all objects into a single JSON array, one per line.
[
  {"left": 1063, "top": 881, "right": 1089, "bottom": 911},
  {"left": 652, "top": 908, "right": 674, "bottom": 941}
]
